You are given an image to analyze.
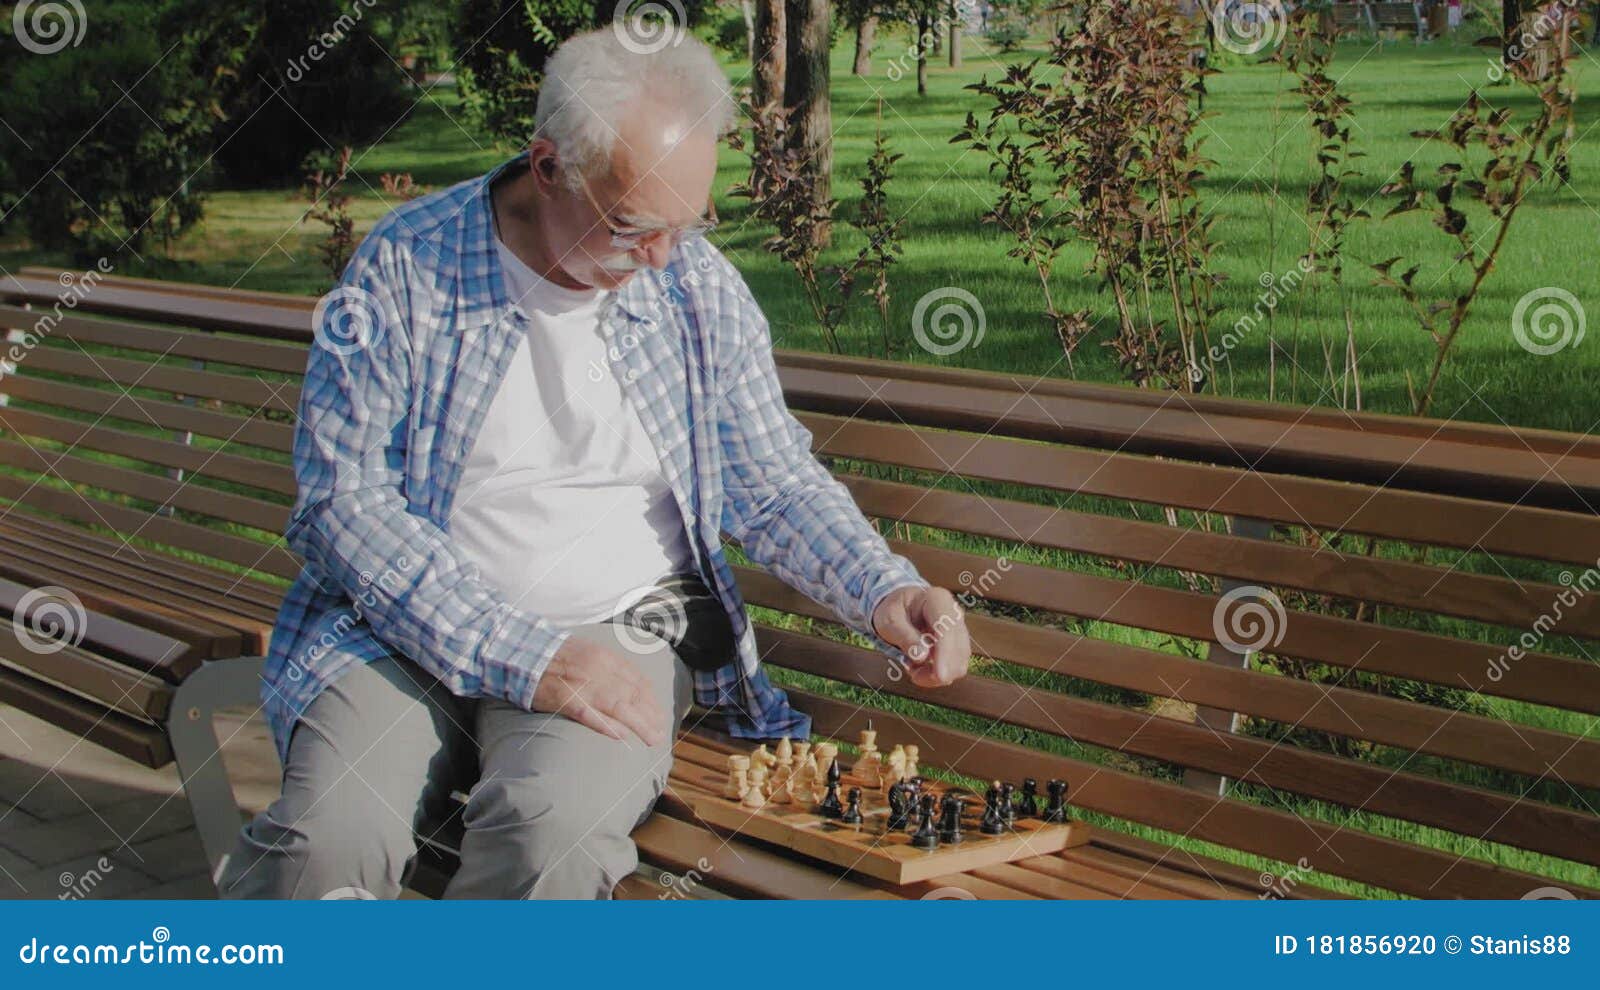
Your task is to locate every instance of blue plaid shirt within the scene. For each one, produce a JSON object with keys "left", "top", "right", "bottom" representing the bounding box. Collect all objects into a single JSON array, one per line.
[{"left": 261, "top": 150, "right": 929, "bottom": 765}]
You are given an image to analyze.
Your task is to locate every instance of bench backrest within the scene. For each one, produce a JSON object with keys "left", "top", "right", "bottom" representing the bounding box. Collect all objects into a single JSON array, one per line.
[{"left": 2, "top": 269, "right": 1597, "bottom": 900}]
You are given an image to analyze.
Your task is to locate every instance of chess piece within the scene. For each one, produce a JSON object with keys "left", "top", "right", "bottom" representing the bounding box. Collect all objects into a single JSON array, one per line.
[
  {"left": 791, "top": 759, "right": 816, "bottom": 807},
  {"left": 999, "top": 782, "right": 1017, "bottom": 825},
  {"left": 841, "top": 787, "right": 864, "bottom": 824},
  {"left": 904, "top": 745, "right": 919, "bottom": 779},
  {"left": 1042, "top": 779, "right": 1068, "bottom": 824},
  {"left": 980, "top": 784, "right": 1005, "bottom": 835},
  {"left": 911, "top": 794, "right": 939, "bottom": 850},
  {"left": 854, "top": 728, "right": 882, "bottom": 787},
  {"left": 793, "top": 740, "right": 811, "bottom": 768},
  {"left": 886, "top": 781, "right": 912, "bottom": 830},
  {"left": 775, "top": 737, "right": 793, "bottom": 765},
  {"left": 768, "top": 762, "right": 792, "bottom": 804},
  {"left": 937, "top": 794, "right": 965, "bottom": 844},
  {"left": 1017, "top": 778, "right": 1040, "bottom": 819},
  {"left": 819, "top": 759, "right": 844, "bottom": 818},
  {"left": 743, "top": 765, "right": 769, "bottom": 809},
  {"left": 882, "top": 745, "right": 907, "bottom": 791},
  {"left": 723, "top": 754, "right": 751, "bottom": 799},
  {"left": 750, "top": 744, "right": 774, "bottom": 772}
]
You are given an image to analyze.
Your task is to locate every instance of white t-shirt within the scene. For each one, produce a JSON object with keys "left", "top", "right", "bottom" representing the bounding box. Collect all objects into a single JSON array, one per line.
[{"left": 448, "top": 238, "right": 696, "bottom": 628}]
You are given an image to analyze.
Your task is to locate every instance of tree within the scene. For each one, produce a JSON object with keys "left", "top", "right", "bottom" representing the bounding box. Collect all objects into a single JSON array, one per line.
[
  {"left": 753, "top": 0, "right": 787, "bottom": 110},
  {"left": 162, "top": 0, "right": 414, "bottom": 185},
  {"left": 784, "top": 0, "right": 833, "bottom": 246},
  {"left": 1, "top": 2, "right": 213, "bottom": 259},
  {"left": 839, "top": 0, "right": 881, "bottom": 75}
]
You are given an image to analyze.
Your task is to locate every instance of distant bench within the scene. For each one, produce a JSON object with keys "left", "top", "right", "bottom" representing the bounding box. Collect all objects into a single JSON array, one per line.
[{"left": 1, "top": 266, "right": 1597, "bottom": 899}]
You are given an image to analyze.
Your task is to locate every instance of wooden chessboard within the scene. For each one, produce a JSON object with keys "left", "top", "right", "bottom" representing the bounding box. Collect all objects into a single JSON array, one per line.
[{"left": 688, "top": 761, "right": 1089, "bottom": 886}]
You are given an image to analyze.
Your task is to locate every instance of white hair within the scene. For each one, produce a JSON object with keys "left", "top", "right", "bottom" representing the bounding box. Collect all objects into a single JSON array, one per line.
[{"left": 534, "top": 26, "right": 736, "bottom": 190}]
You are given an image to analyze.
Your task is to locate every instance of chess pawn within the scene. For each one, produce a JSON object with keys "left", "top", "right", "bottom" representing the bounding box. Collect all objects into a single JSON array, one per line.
[
  {"left": 793, "top": 740, "right": 811, "bottom": 768},
  {"left": 791, "top": 759, "right": 816, "bottom": 807},
  {"left": 743, "top": 766, "right": 769, "bottom": 809},
  {"left": 775, "top": 737, "right": 793, "bottom": 765},
  {"left": 768, "top": 764, "right": 793, "bottom": 804},
  {"left": 904, "top": 745, "right": 920, "bottom": 779},
  {"left": 723, "top": 755, "right": 751, "bottom": 799}
]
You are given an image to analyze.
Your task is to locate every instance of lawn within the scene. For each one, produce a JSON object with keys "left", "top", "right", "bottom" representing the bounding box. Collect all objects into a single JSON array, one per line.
[{"left": 2, "top": 24, "right": 1597, "bottom": 898}]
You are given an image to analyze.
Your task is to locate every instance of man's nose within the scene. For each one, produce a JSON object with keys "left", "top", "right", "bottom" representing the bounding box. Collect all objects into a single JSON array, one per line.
[{"left": 637, "top": 232, "right": 673, "bottom": 270}]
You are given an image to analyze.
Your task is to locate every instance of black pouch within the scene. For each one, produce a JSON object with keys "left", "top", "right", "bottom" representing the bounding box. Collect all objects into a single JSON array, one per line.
[{"left": 611, "top": 572, "right": 738, "bottom": 672}]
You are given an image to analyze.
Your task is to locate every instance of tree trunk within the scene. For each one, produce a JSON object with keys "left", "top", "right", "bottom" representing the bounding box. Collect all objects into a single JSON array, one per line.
[
  {"left": 785, "top": 0, "right": 833, "bottom": 247},
  {"left": 1503, "top": 0, "right": 1522, "bottom": 69},
  {"left": 753, "top": 0, "right": 786, "bottom": 111},
  {"left": 742, "top": 0, "right": 756, "bottom": 63},
  {"left": 853, "top": 15, "right": 877, "bottom": 75},
  {"left": 916, "top": 13, "right": 930, "bottom": 95},
  {"left": 948, "top": 5, "right": 962, "bottom": 68}
]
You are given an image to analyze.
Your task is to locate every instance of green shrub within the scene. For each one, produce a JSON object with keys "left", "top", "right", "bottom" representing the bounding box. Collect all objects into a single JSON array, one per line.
[{"left": 0, "top": 2, "right": 212, "bottom": 260}]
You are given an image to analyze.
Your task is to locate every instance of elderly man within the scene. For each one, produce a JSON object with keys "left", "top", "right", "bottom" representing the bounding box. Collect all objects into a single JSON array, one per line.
[{"left": 218, "top": 28, "right": 969, "bottom": 900}]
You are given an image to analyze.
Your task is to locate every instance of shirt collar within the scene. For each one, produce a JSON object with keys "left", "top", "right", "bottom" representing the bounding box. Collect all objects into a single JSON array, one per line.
[{"left": 445, "top": 149, "right": 661, "bottom": 333}]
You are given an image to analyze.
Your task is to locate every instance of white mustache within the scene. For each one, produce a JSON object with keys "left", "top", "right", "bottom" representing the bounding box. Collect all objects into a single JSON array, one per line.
[{"left": 601, "top": 254, "right": 643, "bottom": 274}]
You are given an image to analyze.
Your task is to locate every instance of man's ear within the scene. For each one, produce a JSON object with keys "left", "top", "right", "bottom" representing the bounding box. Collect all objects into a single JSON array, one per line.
[{"left": 526, "top": 138, "right": 561, "bottom": 192}]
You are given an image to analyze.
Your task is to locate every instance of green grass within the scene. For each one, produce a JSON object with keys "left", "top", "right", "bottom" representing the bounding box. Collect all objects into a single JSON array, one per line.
[{"left": 2, "top": 27, "right": 1597, "bottom": 899}]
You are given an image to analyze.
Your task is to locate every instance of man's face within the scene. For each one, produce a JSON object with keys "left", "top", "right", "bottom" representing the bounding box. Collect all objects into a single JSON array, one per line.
[{"left": 541, "top": 111, "right": 718, "bottom": 291}]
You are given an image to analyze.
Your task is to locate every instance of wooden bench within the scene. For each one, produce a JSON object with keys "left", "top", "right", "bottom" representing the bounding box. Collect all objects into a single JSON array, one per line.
[
  {"left": 1322, "top": 2, "right": 1424, "bottom": 43},
  {"left": 2, "top": 266, "right": 1598, "bottom": 900}
]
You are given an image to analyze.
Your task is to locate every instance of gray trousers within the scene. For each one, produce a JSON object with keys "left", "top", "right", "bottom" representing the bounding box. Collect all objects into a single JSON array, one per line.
[{"left": 217, "top": 621, "right": 692, "bottom": 899}]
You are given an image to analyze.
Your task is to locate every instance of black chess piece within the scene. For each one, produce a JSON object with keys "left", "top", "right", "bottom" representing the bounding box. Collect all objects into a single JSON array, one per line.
[
  {"left": 1017, "top": 778, "right": 1040, "bottom": 819},
  {"left": 1042, "top": 778, "right": 1069, "bottom": 824},
  {"left": 938, "top": 794, "right": 965, "bottom": 844},
  {"left": 911, "top": 794, "right": 940, "bottom": 850},
  {"left": 980, "top": 785, "right": 1005, "bottom": 835},
  {"left": 841, "top": 787, "right": 864, "bottom": 824},
  {"left": 820, "top": 759, "right": 844, "bottom": 818},
  {"left": 902, "top": 778, "right": 924, "bottom": 830},
  {"left": 886, "top": 781, "right": 911, "bottom": 830},
  {"left": 999, "top": 782, "right": 1017, "bottom": 826}
]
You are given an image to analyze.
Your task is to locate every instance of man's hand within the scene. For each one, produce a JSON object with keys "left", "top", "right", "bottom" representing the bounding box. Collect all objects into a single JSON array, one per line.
[
  {"left": 532, "top": 636, "right": 668, "bottom": 747},
  {"left": 871, "top": 585, "right": 971, "bottom": 688}
]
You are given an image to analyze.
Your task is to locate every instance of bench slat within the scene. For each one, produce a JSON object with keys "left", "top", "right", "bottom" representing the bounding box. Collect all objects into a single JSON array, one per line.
[
  {"left": 0, "top": 407, "right": 297, "bottom": 498},
  {"left": 17, "top": 346, "right": 299, "bottom": 414},
  {"left": 801, "top": 411, "right": 1600, "bottom": 568},
  {"left": 840, "top": 473, "right": 1600, "bottom": 639},
  {"left": 0, "top": 304, "right": 310, "bottom": 374},
  {"left": 0, "top": 375, "right": 295, "bottom": 452}
]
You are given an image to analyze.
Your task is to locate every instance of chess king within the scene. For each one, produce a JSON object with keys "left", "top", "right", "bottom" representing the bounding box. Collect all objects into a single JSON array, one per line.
[{"left": 219, "top": 27, "right": 971, "bottom": 900}]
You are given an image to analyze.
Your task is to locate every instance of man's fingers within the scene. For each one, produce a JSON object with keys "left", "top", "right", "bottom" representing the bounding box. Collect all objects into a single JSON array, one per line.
[
  {"left": 571, "top": 696, "right": 627, "bottom": 741},
  {"left": 608, "top": 694, "right": 667, "bottom": 748}
]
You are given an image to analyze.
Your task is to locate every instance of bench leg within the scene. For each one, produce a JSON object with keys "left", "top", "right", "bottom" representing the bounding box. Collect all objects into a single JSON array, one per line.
[{"left": 166, "top": 656, "right": 270, "bottom": 890}]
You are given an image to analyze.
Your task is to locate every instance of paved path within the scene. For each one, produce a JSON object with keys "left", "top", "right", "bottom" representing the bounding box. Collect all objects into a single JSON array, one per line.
[{"left": 0, "top": 701, "right": 296, "bottom": 899}]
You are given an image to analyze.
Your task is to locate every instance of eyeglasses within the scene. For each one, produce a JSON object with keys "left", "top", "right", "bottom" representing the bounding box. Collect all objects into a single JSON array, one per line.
[{"left": 574, "top": 170, "right": 718, "bottom": 250}]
